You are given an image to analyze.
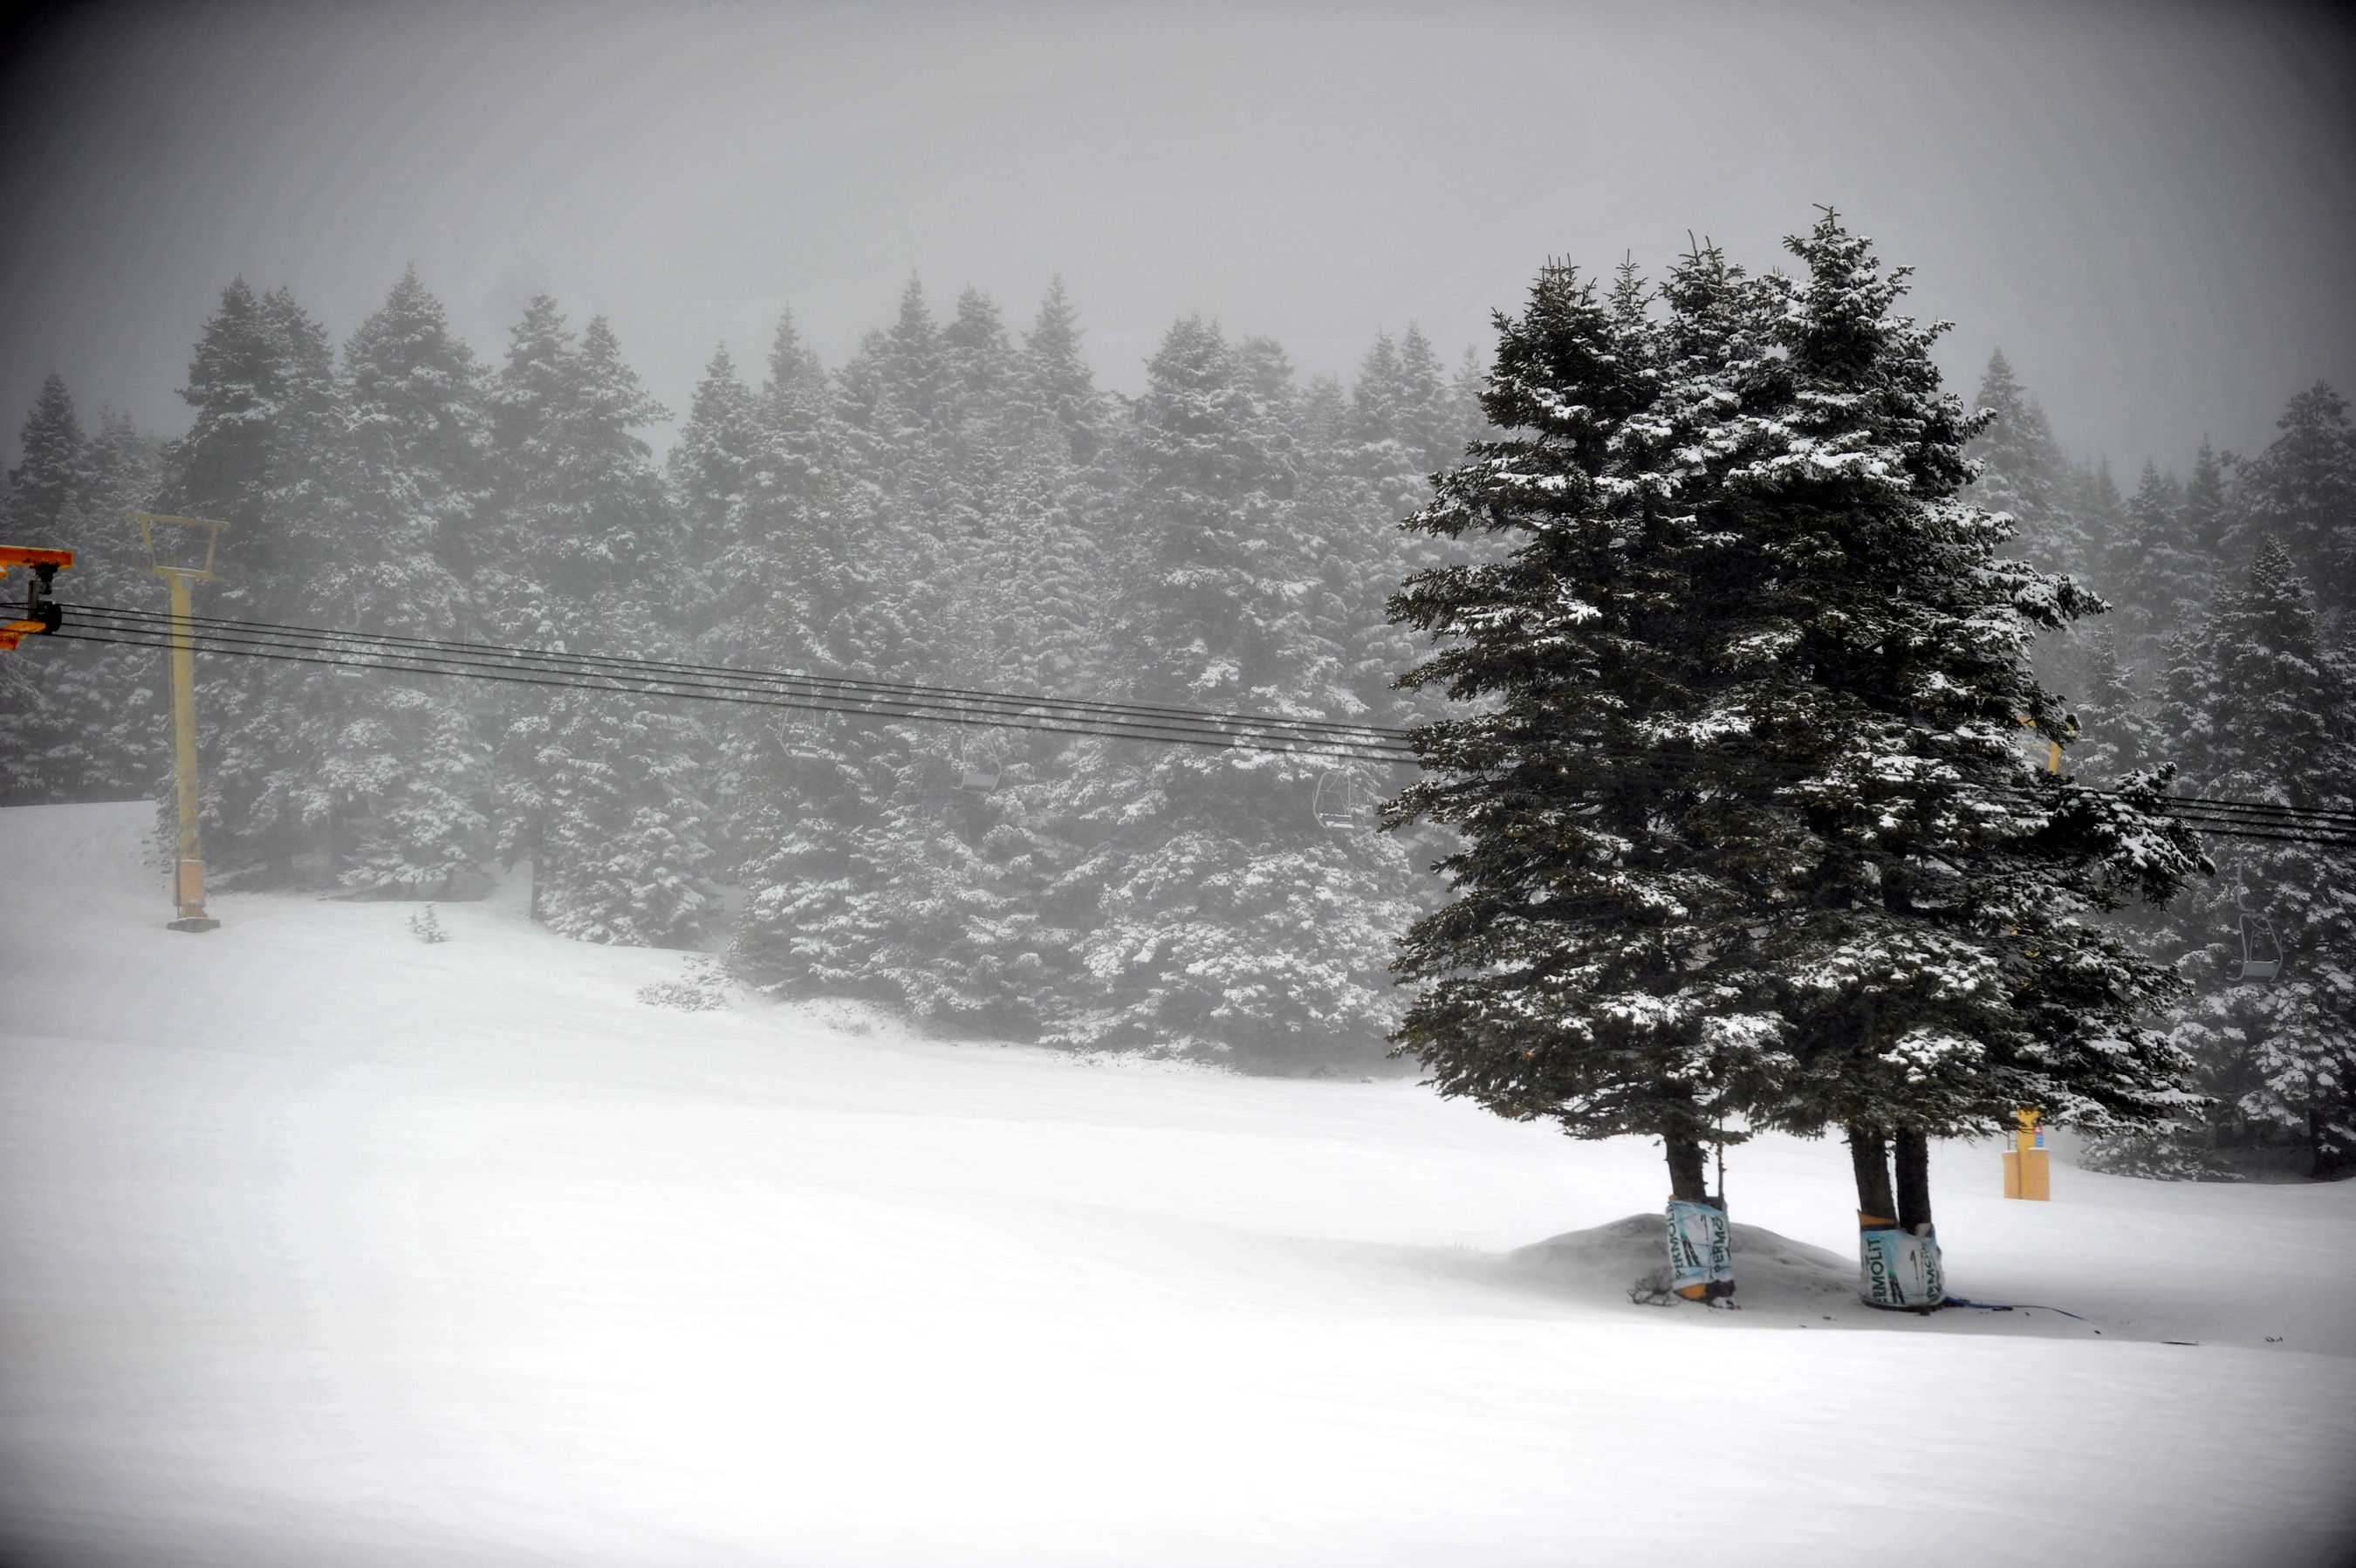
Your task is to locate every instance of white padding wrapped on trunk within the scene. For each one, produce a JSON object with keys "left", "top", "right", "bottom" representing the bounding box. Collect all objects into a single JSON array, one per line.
[
  {"left": 1859, "top": 1224, "right": 1945, "bottom": 1311},
  {"left": 1666, "top": 1198, "right": 1734, "bottom": 1300}
]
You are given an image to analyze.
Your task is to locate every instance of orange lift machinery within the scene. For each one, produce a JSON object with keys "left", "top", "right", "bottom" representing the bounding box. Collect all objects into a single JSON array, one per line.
[{"left": 0, "top": 544, "right": 72, "bottom": 649}]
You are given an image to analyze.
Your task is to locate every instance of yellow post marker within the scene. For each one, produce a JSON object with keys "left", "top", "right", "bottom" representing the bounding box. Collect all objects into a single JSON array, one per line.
[
  {"left": 2016, "top": 715, "right": 2062, "bottom": 775},
  {"left": 2003, "top": 1108, "right": 2051, "bottom": 1201},
  {"left": 132, "top": 512, "right": 229, "bottom": 934}
]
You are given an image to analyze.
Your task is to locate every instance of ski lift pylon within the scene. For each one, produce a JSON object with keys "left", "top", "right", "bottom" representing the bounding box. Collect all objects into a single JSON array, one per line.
[{"left": 2232, "top": 863, "right": 2282, "bottom": 983}]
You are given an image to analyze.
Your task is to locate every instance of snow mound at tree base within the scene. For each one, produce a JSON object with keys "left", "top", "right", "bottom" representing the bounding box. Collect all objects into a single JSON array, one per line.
[{"left": 1507, "top": 1211, "right": 1857, "bottom": 1311}]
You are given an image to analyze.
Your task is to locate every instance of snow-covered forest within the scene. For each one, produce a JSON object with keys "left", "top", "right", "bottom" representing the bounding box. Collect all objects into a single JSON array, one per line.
[
  {"left": 2, "top": 236, "right": 2351, "bottom": 1178},
  {"left": 1, "top": 270, "right": 1479, "bottom": 1073}
]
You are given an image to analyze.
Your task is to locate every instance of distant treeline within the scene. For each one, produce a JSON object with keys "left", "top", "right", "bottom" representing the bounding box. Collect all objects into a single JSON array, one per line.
[
  {"left": 0, "top": 272, "right": 1480, "bottom": 1071},
  {"left": 1, "top": 270, "right": 2350, "bottom": 1153},
  {"left": 1961, "top": 355, "right": 2355, "bottom": 1178}
]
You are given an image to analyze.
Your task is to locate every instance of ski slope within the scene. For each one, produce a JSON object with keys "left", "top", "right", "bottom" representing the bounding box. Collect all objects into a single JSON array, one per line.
[{"left": 3, "top": 801, "right": 2352, "bottom": 1567}]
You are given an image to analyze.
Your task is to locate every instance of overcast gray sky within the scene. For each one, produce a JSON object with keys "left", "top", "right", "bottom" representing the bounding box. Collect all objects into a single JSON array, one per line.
[{"left": 3, "top": 0, "right": 2351, "bottom": 476}]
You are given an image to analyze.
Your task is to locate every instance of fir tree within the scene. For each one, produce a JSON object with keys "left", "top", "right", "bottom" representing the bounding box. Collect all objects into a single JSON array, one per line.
[
  {"left": 2227, "top": 383, "right": 2355, "bottom": 627},
  {"left": 2069, "top": 626, "right": 2163, "bottom": 784},
  {"left": 1012, "top": 277, "right": 1110, "bottom": 464},
  {"left": 2106, "top": 461, "right": 2209, "bottom": 664},
  {"left": 7, "top": 373, "right": 80, "bottom": 531},
  {"left": 153, "top": 282, "right": 346, "bottom": 880},
  {"left": 2, "top": 390, "right": 166, "bottom": 809},
  {"left": 490, "top": 302, "right": 713, "bottom": 945},
  {"left": 287, "top": 270, "right": 491, "bottom": 894},
  {"left": 154, "top": 279, "right": 278, "bottom": 538},
  {"left": 53, "top": 411, "right": 169, "bottom": 802},
  {"left": 1390, "top": 219, "right": 2204, "bottom": 1233},
  {"left": 1054, "top": 316, "right": 1417, "bottom": 1068},
  {"left": 727, "top": 307, "right": 893, "bottom": 998},
  {"left": 2155, "top": 539, "right": 2356, "bottom": 1177},
  {"left": 669, "top": 343, "right": 761, "bottom": 584},
  {"left": 1968, "top": 350, "right": 2088, "bottom": 580},
  {"left": 1, "top": 374, "right": 87, "bottom": 804},
  {"left": 341, "top": 265, "right": 491, "bottom": 577},
  {"left": 737, "top": 285, "right": 949, "bottom": 995},
  {"left": 864, "top": 337, "right": 1114, "bottom": 1030},
  {"left": 2183, "top": 439, "right": 2229, "bottom": 559}
]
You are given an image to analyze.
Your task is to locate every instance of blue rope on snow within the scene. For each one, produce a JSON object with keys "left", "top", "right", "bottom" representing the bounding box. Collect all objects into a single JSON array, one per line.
[{"left": 1942, "top": 1295, "right": 2096, "bottom": 1323}]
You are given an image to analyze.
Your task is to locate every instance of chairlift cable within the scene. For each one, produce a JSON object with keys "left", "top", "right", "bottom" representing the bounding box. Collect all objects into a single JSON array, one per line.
[
  {"left": 58, "top": 599, "right": 2356, "bottom": 828},
  {"left": 43, "top": 607, "right": 2356, "bottom": 846},
  {"left": 41, "top": 630, "right": 1414, "bottom": 764},
  {"left": 48, "top": 618, "right": 2356, "bottom": 839},
  {"left": 54, "top": 609, "right": 1414, "bottom": 756},
  {"left": 65, "top": 601, "right": 1412, "bottom": 745}
]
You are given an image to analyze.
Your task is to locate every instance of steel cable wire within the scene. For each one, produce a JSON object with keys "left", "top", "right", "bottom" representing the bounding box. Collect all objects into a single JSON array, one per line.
[
  {"left": 42, "top": 629, "right": 1415, "bottom": 764},
  {"left": 66, "top": 601, "right": 1409, "bottom": 744},
  {"left": 43, "top": 605, "right": 2356, "bottom": 848},
  {"left": 61, "top": 599, "right": 2356, "bottom": 827},
  {"left": 51, "top": 626, "right": 1414, "bottom": 762}
]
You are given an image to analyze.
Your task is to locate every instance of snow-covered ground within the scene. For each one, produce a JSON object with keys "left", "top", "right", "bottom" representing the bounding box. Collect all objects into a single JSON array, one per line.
[{"left": 3, "top": 801, "right": 2352, "bottom": 1568}]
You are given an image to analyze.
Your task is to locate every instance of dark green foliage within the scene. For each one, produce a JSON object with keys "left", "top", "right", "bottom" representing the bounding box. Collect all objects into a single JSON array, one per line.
[
  {"left": 2106, "top": 462, "right": 2209, "bottom": 667},
  {"left": 2226, "top": 383, "right": 2356, "bottom": 627},
  {"left": 1, "top": 380, "right": 168, "bottom": 806},
  {"left": 2151, "top": 540, "right": 2356, "bottom": 1177},
  {"left": 488, "top": 300, "right": 715, "bottom": 945},
  {"left": 1389, "top": 217, "right": 2204, "bottom": 1174},
  {"left": 293, "top": 270, "right": 491, "bottom": 894},
  {"left": 1968, "top": 349, "right": 2087, "bottom": 580},
  {"left": 30, "top": 235, "right": 2343, "bottom": 1138},
  {"left": 1047, "top": 316, "right": 1417, "bottom": 1067}
]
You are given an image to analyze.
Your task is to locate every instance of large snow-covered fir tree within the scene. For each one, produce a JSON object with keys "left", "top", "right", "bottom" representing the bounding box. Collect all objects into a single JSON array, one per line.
[
  {"left": 856, "top": 285, "right": 1121, "bottom": 1036},
  {"left": 284, "top": 270, "right": 491, "bottom": 894},
  {"left": 152, "top": 281, "right": 346, "bottom": 880},
  {"left": 1054, "top": 316, "right": 1417, "bottom": 1068},
  {"left": 1389, "top": 217, "right": 2205, "bottom": 1229},
  {"left": 490, "top": 302, "right": 714, "bottom": 945},
  {"left": 721, "top": 307, "right": 874, "bottom": 989}
]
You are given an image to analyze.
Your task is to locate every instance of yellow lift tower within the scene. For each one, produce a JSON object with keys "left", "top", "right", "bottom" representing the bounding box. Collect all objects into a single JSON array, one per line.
[{"left": 132, "top": 512, "right": 230, "bottom": 934}]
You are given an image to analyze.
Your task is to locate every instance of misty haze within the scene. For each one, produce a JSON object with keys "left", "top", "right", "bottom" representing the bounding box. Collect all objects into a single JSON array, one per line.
[{"left": 3, "top": 3, "right": 2353, "bottom": 1566}]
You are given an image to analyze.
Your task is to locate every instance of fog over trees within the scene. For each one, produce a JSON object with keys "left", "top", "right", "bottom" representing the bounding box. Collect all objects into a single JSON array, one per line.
[{"left": 3, "top": 211, "right": 2351, "bottom": 1173}]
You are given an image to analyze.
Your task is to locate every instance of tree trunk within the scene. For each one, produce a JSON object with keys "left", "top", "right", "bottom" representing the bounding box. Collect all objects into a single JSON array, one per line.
[
  {"left": 1665, "top": 1130, "right": 1711, "bottom": 1202},
  {"left": 1847, "top": 1125, "right": 1896, "bottom": 1224},
  {"left": 1893, "top": 1126, "right": 1932, "bottom": 1231}
]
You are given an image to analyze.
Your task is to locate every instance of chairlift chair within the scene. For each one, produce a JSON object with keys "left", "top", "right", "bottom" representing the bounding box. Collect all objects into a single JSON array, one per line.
[
  {"left": 955, "top": 733, "right": 1003, "bottom": 792},
  {"left": 1312, "top": 770, "right": 1372, "bottom": 832},
  {"left": 2233, "top": 866, "right": 2283, "bottom": 983}
]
